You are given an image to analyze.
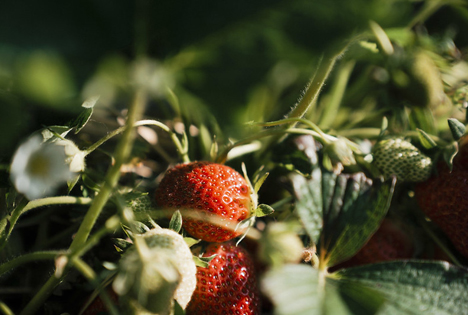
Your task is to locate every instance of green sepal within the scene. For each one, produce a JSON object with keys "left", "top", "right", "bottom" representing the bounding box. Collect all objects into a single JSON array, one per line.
[
  {"left": 113, "top": 238, "right": 133, "bottom": 253},
  {"left": 254, "top": 172, "right": 269, "bottom": 194},
  {"left": 448, "top": 118, "right": 466, "bottom": 141},
  {"left": 193, "top": 254, "right": 217, "bottom": 268},
  {"left": 255, "top": 204, "right": 275, "bottom": 217},
  {"left": 169, "top": 210, "right": 183, "bottom": 233},
  {"left": 417, "top": 128, "right": 437, "bottom": 149},
  {"left": 184, "top": 237, "right": 200, "bottom": 248},
  {"left": 69, "top": 96, "right": 98, "bottom": 134}
]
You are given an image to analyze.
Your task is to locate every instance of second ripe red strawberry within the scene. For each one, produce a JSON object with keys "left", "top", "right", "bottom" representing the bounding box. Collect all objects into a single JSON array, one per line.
[
  {"left": 186, "top": 242, "right": 260, "bottom": 315},
  {"left": 155, "top": 161, "right": 255, "bottom": 242}
]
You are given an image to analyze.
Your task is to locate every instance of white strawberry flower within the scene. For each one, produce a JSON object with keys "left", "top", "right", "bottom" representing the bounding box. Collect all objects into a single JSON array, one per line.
[{"left": 10, "top": 134, "right": 75, "bottom": 200}]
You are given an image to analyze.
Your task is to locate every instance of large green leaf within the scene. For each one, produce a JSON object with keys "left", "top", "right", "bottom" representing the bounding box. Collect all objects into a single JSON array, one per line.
[
  {"left": 261, "top": 264, "right": 385, "bottom": 315},
  {"left": 338, "top": 261, "right": 468, "bottom": 315},
  {"left": 325, "top": 176, "right": 396, "bottom": 267},
  {"left": 291, "top": 169, "right": 323, "bottom": 245},
  {"left": 291, "top": 170, "right": 395, "bottom": 267}
]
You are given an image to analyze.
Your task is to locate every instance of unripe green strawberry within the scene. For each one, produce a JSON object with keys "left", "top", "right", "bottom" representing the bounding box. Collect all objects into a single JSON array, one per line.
[
  {"left": 155, "top": 161, "right": 255, "bottom": 242},
  {"left": 113, "top": 227, "right": 197, "bottom": 312},
  {"left": 373, "top": 138, "right": 432, "bottom": 182}
]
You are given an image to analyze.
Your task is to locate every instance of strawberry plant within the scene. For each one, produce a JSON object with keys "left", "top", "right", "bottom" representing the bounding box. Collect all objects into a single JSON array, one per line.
[{"left": 1, "top": 1, "right": 468, "bottom": 315}]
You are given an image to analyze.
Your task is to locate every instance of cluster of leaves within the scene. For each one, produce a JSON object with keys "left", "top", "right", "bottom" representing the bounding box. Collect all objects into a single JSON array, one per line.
[{"left": 1, "top": 1, "right": 468, "bottom": 315}]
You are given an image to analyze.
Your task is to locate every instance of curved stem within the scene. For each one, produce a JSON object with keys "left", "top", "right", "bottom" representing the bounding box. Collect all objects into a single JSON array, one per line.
[
  {"left": 256, "top": 118, "right": 334, "bottom": 144},
  {"left": 0, "top": 301, "right": 14, "bottom": 315},
  {"left": 84, "top": 119, "right": 189, "bottom": 163},
  {"left": 0, "top": 251, "right": 65, "bottom": 277},
  {"left": 0, "top": 197, "right": 92, "bottom": 252}
]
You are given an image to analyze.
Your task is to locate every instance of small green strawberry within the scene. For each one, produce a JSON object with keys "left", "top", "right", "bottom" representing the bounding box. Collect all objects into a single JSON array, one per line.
[
  {"left": 373, "top": 138, "right": 432, "bottom": 182},
  {"left": 113, "top": 227, "right": 197, "bottom": 313}
]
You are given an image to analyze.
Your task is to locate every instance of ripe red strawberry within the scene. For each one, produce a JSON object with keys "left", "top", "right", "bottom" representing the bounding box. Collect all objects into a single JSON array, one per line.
[
  {"left": 330, "top": 218, "right": 414, "bottom": 270},
  {"left": 155, "top": 162, "right": 254, "bottom": 242},
  {"left": 415, "top": 163, "right": 468, "bottom": 259},
  {"left": 186, "top": 242, "right": 260, "bottom": 315}
]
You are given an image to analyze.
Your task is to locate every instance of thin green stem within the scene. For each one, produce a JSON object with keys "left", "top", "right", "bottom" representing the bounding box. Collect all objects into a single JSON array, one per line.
[
  {"left": 0, "top": 301, "right": 14, "bottom": 315},
  {"left": 407, "top": 0, "right": 450, "bottom": 29},
  {"left": 256, "top": 118, "right": 334, "bottom": 144},
  {"left": 318, "top": 60, "right": 356, "bottom": 129},
  {"left": 20, "top": 89, "right": 147, "bottom": 315},
  {"left": 0, "top": 251, "right": 65, "bottom": 277},
  {"left": 0, "top": 197, "right": 92, "bottom": 252},
  {"left": 287, "top": 51, "right": 342, "bottom": 123},
  {"left": 84, "top": 119, "right": 189, "bottom": 163},
  {"left": 420, "top": 219, "right": 463, "bottom": 268}
]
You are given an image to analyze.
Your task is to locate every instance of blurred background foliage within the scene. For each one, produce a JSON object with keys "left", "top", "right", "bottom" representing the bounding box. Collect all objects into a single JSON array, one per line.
[{"left": 0, "top": 0, "right": 467, "bottom": 164}]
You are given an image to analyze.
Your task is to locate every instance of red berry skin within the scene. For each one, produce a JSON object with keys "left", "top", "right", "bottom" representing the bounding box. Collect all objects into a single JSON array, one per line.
[
  {"left": 415, "top": 165, "right": 468, "bottom": 259},
  {"left": 155, "top": 162, "right": 253, "bottom": 242},
  {"left": 330, "top": 218, "right": 414, "bottom": 271},
  {"left": 186, "top": 242, "right": 260, "bottom": 315}
]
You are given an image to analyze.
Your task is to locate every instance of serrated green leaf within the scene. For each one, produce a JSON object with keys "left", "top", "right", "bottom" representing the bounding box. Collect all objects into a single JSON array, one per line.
[
  {"left": 255, "top": 204, "right": 275, "bottom": 217},
  {"left": 291, "top": 169, "right": 323, "bottom": 245},
  {"left": 326, "top": 176, "right": 395, "bottom": 267},
  {"left": 293, "top": 169, "right": 395, "bottom": 267},
  {"left": 193, "top": 254, "right": 217, "bottom": 268},
  {"left": 448, "top": 118, "right": 466, "bottom": 141},
  {"left": 169, "top": 210, "right": 182, "bottom": 233},
  {"left": 261, "top": 264, "right": 384, "bottom": 315},
  {"left": 417, "top": 128, "right": 437, "bottom": 149},
  {"left": 339, "top": 261, "right": 468, "bottom": 315}
]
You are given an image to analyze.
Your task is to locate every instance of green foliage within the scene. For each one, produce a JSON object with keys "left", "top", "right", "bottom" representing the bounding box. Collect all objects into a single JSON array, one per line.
[
  {"left": 339, "top": 261, "right": 468, "bottom": 314},
  {"left": 1, "top": 1, "right": 468, "bottom": 314},
  {"left": 292, "top": 169, "right": 395, "bottom": 267}
]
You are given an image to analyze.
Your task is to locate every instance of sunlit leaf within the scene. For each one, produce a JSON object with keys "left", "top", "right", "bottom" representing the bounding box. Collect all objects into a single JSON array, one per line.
[
  {"left": 261, "top": 264, "right": 384, "bottom": 315},
  {"left": 339, "top": 261, "right": 468, "bottom": 315}
]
